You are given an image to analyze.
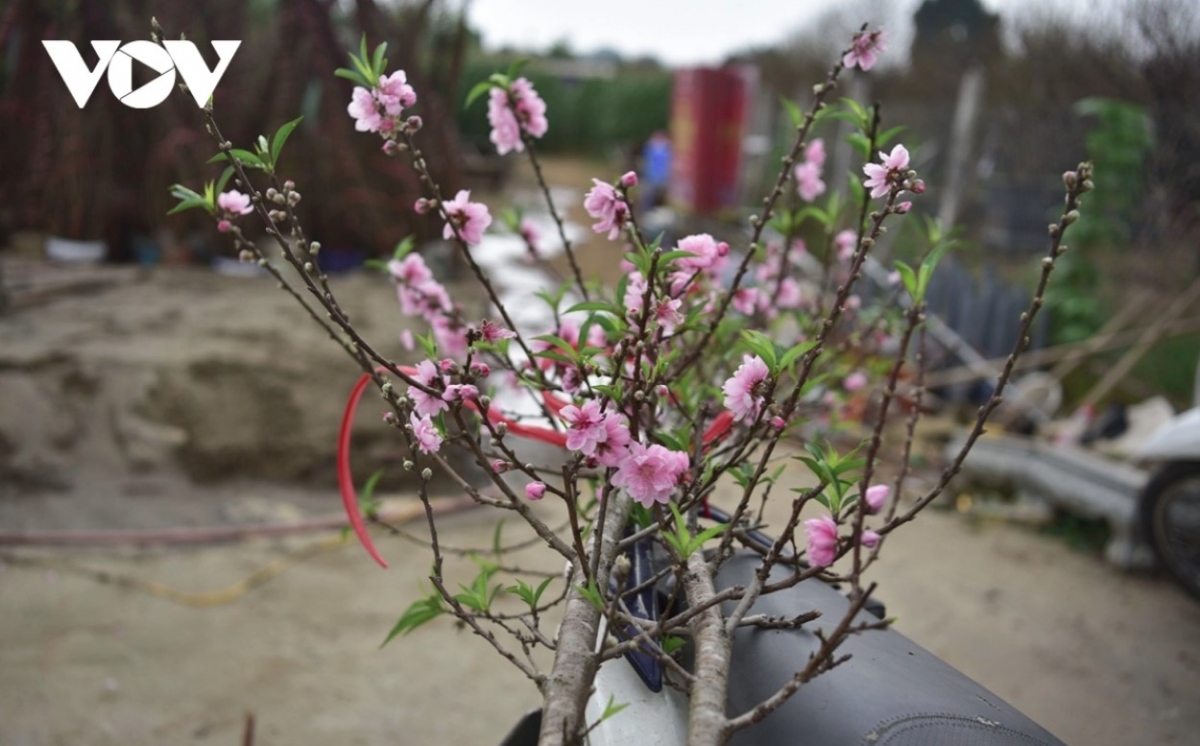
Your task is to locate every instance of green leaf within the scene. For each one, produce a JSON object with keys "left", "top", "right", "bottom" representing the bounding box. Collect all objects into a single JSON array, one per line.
[
  {"left": 600, "top": 694, "right": 629, "bottom": 722},
  {"left": 684, "top": 522, "right": 729, "bottom": 557},
  {"left": 532, "top": 576, "right": 554, "bottom": 607},
  {"left": 166, "top": 197, "right": 211, "bottom": 216},
  {"left": 363, "top": 258, "right": 389, "bottom": 272},
  {"left": 214, "top": 166, "right": 236, "bottom": 196},
  {"left": 564, "top": 300, "right": 616, "bottom": 314},
  {"left": 169, "top": 184, "right": 204, "bottom": 202},
  {"left": 654, "top": 430, "right": 686, "bottom": 453},
  {"left": 894, "top": 260, "right": 919, "bottom": 301},
  {"left": 847, "top": 171, "right": 865, "bottom": 205},
  {"left": 371, "top": 41, "right": 388, "bottom": 79},
  {"left": 359, "top": 469, "right": 384, "bottom": 515},
  {"left": 334, "top": 67, "right": 371, "bottom": 87},
  {"left": 392, "top": 235, "right": 416, "bottom": 261},
  {"left": 576, "top": 578, "right": 604, "bottom": 610},
  {"left": 841, "top": 97, "right": 867, "bottom": 126},
  {"left": 270, "top": 116, "right": 304, "bottom": 163},
  {"left": 876, "top": 124, "right": 906, "bottom": 148},
  {"left": 740, "top": 329, "right": 778, "bottom": 370},
  {"left": 492, "top": 519, "right": 506, "bottom": 557},
  {"left": 464, "top": 80, "right": 493, "bottom": 109},
  {"left": 780, "top": 96, "right": 804, "bottom": 128},
  {"left": 661, "top": 635, "right": 687, "bottom": 655},
  {"left": 917, "top": 241, "right": 956, "bottom": 300},
  {"left": 845, "top": 132, "right": 871, "bottom": 159},
  {"left": 208, "top": 149, "right": 265, "bottom": 169},
  {"left": 658, "top": 249, "right": 698, "bottom": 266},
  {"left": 381, "top": 594, "right": 444, "bottom": 646},
  {"left": 505, "top": 58, "right": 530, "bottom": 81},
  {"left": 778, "top": 340, "right": 817, "bottom": 372}
]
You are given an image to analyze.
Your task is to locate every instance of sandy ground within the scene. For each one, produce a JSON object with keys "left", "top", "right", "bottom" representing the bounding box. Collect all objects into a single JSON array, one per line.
[
  {"left": 3, "top": 157, "right": 1200, "bottom": 745},
  {"left": 2, "top": 494, "right": 1200, "bottom": 746}
]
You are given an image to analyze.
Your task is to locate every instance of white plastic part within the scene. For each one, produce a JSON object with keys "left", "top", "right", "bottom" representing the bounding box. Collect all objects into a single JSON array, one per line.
[
  {"left": 582, "top": 620, "right": 689, "bottom": 746},
  {"left": 1138, "top": 407, "right": 1200, "bottom": 462}
]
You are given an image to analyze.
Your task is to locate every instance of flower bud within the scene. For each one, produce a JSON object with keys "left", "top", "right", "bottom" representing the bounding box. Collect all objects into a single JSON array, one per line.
[
  {"left": 525, "top": 482, "right": 546, "bottom": 500},
  {"left": 383, "top": 411, "right": 397, "bottom": 425},
  {"left": 414, "top": 198, "right": 432, "bottom": 215},
  {"left": 894, "top": 201, "right": 912, "bottom": 214},
  {"left": 864, "top": 484, "right": 890, "bottom": 513},
  {"left": 470, "top": 362, "right": 491, "bottom": 378},
  {"left": 771, "top": 415, "right": 786, "bottom": 430},
  {"left": 1081, "top": 179, "right": 1095, "bottom": 192},
  {"left": 1064, "top": 210, "right": 1080, "bottom": 225},
  {"left": 238, "top": 249, "right": 254, "bottom": 262},
  {"left": 287, "top": 192, "right": 301, "bottom": 206},
  {"left": 620, "top": 171, "right": 639, "bottom": 188},
  {"left": 909, "top": 179, "right": 926, "bottom": 194},
  {"left": 403, "top": 459, "right": 414, "bottom": 471},
  {"left": 283, "top": 180, "right": 295, "bottom": 192},
  {"left": 421, "top": 467, "right": 433, "bottom": 481},
  {"left": 491, "top": 459, "right": 511, "bottom": 474},
  {"left": 406, "top": 115, "right": 423, "bottom": 132},
  {"left": 217, "top": 219, "right": 232, "bottom": 233},
  {"left": 1062, "top": 171, "right": 1078, "bottom": 189},
  {"left": 309, "top": 241, "right": 322, "bottom": 254},
  {"left": 382, "top": 140, "right": 400, "bottom": 156}
]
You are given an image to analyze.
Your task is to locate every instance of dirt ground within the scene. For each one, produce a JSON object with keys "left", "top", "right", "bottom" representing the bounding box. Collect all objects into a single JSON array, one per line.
[{"left": 3, "top": 157, "right": 1200, "bottom": 745}]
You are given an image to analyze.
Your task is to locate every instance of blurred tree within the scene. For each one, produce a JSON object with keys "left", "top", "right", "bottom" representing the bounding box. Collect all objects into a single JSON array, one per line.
[{"left": 0, "top": 0, "right": 469, "bottom": 261}]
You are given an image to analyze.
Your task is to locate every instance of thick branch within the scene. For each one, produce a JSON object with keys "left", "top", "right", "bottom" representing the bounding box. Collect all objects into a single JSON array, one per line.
[{"left": 537, "top": 495, "right": 632, "bottom": 746}]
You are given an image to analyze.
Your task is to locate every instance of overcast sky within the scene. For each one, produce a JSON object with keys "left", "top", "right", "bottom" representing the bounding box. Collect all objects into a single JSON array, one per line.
[{"left": 465, "top": 0, "right": 1067, "bottom": 67}]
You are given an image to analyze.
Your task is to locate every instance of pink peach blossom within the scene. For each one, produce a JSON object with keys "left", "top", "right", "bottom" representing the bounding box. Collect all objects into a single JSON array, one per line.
[
  {"left": 487, "top": 87, "right": 523, "bottom": 155},
  {"left": 376, "top": 71, "right": 417, "bottom": 115},
  {"left": 675, "top": 233, "right": 728, "bottom": 274},
  {"left": 510, "top": 78, "right": 548, "bottom": 137},
  {"left": 611, "top": 442, "right": 687, "bottom": 507},
  {"left": 863, "top": 144, "right": 910, "bottom": 199},
  {"left": 843, "top": 29, "right": 887, "bottom": 71},
  {"left": 410, "top": 412, "right": 442, "bottom": 454},
  {"left": 795, "top": 161, "right": 826, "bottom": 202},
  {"left": 347, "top": 86, "right": 384, "bottom": 132},
  {"left": 804, "top": 515, "right": 839, "bottom": 567},
  {"left": 410, "top": 359, "right": 447, "bottom": 417},
  {"left": 594, "top": 414, "right": 632, "bottom": 467},
  {"left": 583, "top": 179, "right": 628, "bottom": 240},
  {"left": 478, "top": 319, "right": 516, "bottom": 344},
  {"left": 653, "top": 298, "right": 684, "bottom": 334},
  {"left": 561, "top": 400, "right": 606, "bottom": 454},
  {"left": 804, "top": 138, "right": 827, "bottom": 167},
  {"left": 442, "top": 190, "right": 492, "bottom": 246},
  {"left": 835, "top": 229, "right": 857, "bottom": 262},
  {"left": 722, "top": 354, "right": 770, "bottom": 423},
  {"left": 843, "top": 370, "right": 868, "bottom": 392},
  {"left": 217, "top": 190, "right": 253, "bottom": 216}
]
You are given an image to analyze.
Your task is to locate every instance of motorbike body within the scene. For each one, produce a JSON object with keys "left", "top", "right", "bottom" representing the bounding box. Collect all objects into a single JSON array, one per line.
[
  {"left": 1137, "top": 406, "right": 1200, "bottom": 600},
  {"left": 499, "top": 551, "right": 1067, "bottom": 745}
]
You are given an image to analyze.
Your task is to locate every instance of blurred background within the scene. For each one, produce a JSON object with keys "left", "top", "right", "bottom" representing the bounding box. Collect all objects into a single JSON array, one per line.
[{"left": 2, "top": 1, "right": 1200, "bottom": 744}]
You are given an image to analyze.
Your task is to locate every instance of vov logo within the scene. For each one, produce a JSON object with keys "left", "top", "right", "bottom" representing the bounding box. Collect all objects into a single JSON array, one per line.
[{"left": 42, "top": 40, "right": 240, "bottom": 109}]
